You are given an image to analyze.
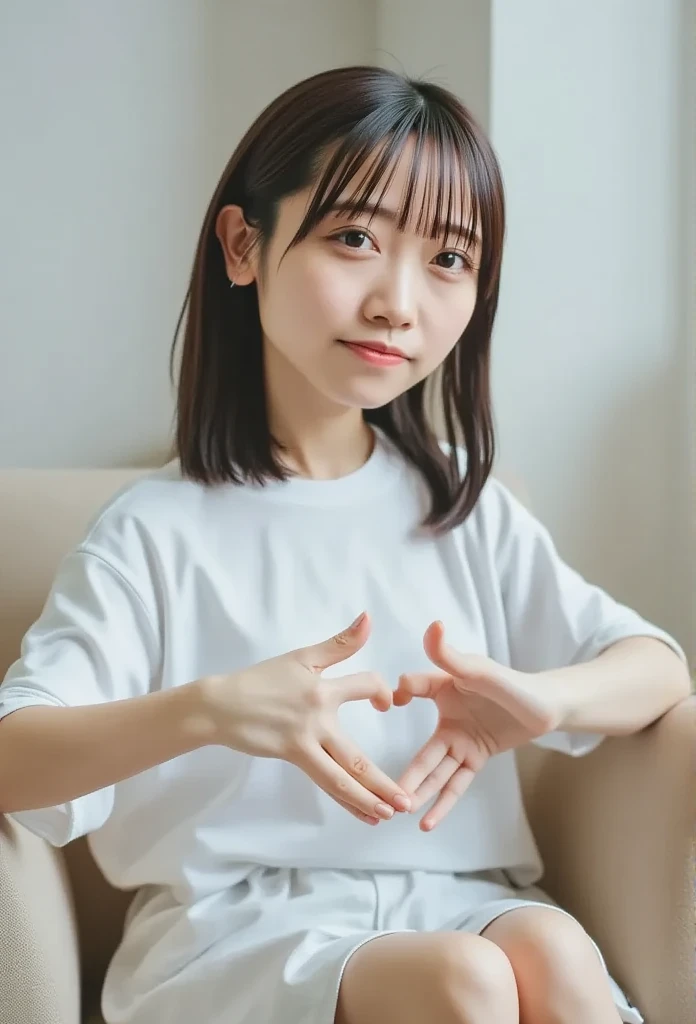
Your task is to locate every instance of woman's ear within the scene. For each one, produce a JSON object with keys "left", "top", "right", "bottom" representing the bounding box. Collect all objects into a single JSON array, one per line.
[{"left": 215, "top": 205, "right": 259, "bottom": 286}]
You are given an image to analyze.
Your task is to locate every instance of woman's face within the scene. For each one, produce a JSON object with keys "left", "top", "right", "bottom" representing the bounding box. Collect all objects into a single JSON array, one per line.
[{"left": 224, "top": 138, "right": 481, "bottom": 412}]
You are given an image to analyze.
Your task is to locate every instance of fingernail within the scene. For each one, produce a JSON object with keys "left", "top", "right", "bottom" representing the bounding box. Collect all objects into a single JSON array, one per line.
[
  {"left": 360, "top": 812, "right": 379, "bottom": 825},
  {"left": 350, "top": 612, "right": 366, "bottom": 630},
  {"left": 375, "top": 802, "right": 394, "bottom": 819},
  {"left": 393, "top": 794, "right": 411, "bottom": 812}
]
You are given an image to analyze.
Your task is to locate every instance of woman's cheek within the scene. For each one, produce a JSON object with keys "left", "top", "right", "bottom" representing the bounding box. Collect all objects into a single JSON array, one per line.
[
  {"left": 307, "top": 270, "right": 359, "bottom": 327},
  {"left": 434, "top": 291, "right": 477, "bottom": 351}
]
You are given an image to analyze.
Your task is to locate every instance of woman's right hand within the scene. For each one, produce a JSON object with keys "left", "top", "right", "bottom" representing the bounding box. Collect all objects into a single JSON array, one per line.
[{"left": 198, "top": 612, "right": 411, "bottom": 824}]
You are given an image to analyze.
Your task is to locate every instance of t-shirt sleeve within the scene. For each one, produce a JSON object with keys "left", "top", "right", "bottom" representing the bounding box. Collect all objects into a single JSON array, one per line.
[
  {"left": 489, "top": 480, "right": 687, "bottom": 757},
  {"left": 0, "top": 545, "right": 160, "bottom": 845}
]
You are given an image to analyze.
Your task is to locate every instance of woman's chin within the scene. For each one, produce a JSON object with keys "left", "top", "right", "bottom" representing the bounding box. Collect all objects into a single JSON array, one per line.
[
  {"left": 318, "top": 370, "right": 410, "bottom": 410},
  {"left": 328, "top": 384, "right": 404, "bottom": 410}
]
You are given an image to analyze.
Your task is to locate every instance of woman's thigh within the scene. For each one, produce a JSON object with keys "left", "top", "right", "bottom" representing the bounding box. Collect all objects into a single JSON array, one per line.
[{"left": 335, "top": 930, "right": 519, "bottom": 1024}]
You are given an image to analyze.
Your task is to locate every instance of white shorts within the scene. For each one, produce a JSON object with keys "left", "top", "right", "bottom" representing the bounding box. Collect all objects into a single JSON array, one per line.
[{"left": 104, "top": 867, "right": 643, "bottom": 1024}]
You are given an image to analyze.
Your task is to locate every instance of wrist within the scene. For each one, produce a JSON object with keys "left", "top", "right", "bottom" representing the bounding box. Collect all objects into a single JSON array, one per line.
[
  {"left": 528, "top": 668, "right": 570, "bottom": 732},
  {"left": 172, "top": 678, "right": 221, "bottom": 748}
]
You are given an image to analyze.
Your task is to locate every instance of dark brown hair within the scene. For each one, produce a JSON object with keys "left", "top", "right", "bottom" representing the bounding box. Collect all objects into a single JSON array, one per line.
[{"left": 170, "top": 65, "right": 505, "bottom": 531}]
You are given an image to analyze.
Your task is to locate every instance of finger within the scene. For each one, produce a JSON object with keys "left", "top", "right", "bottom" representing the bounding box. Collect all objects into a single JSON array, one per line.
[
  {"left": 406, "top": 752, "right": 461, "bottom": 813},
  {"left": 297, "top": 744, "right": 409, "bottom": 819},
  {"left": 391, "top": 688, "right": 413, "bottom": 707},
  {"left": 420, "top": 765, "right": 476, "bottom": 832},
  {"left": 334, "top": 797, "right": 380, "bottom": 826},
  {"left": 323, "top": 732, "right": 411, "bottom": 812},
  {"left": 397, "top": 735, "right": 449, "bottom": 797},
  {"left": 330, "top": 671, "right": 393, "bottom": 710},
  {"left": 393, "top": 671, "right": 451, "bottom": 706},
  {"left": 298, "top": 612, "right": 371, "bottom": 673}
]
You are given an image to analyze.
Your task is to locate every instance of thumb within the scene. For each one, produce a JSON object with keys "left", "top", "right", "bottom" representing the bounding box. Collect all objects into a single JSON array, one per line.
[
  {"left": 299, "top": 612, "right": 370, "bottom": 673},
  {"left": 423, "top": 620, "right": 469, "bottom": 677},
  {"left": 423, "top": 622, "right": 504, "bottom": 689}
]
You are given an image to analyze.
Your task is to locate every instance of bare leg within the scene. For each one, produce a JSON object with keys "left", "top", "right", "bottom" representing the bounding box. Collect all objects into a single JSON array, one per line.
[
  {"left": 483, "top": 907, "right": 623, "bottom": 1024},
  {"left": 335, "top": 930, "right": 519, "bottom": 1024}
]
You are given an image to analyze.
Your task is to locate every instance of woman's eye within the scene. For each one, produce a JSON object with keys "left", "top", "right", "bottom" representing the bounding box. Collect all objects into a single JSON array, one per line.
[
  {"left": 433, "top": 251, "right": 471, "bottom": 272},
  {"left": 334, "top": 230, "right": 374, "bottom": 250}
]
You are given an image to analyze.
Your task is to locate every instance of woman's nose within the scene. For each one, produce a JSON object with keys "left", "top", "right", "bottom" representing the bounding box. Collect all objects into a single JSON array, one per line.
[{"left": 363, "top": 272, "right": 418, "bottom": 330}]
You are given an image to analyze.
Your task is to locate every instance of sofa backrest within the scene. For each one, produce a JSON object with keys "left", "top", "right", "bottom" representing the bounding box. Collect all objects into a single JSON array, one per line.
[{"left": 0, "top": 469, "right": 146, "bottom": 992}]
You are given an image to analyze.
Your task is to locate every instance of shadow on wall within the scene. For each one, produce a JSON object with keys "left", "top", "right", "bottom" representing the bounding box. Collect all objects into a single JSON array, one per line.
[{"left": 543, "top": 359, "right": 690, "bottom": 664}]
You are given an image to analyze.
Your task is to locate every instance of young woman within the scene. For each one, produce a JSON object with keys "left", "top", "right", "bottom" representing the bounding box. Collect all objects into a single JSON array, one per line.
[{"left": 0, "top": 65, "right": 689, "bottom": 1024}]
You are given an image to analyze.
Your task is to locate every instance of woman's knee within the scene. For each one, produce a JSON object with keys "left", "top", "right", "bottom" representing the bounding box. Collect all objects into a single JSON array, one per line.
[
  {"left": 484, "top": 908, "right": 615, "bottom": 1018},
  {"left": 431, "top": 932, "right": 519, "bottom": 1011},
  {"left": 336, "top": 931, "right": 519, "bottom": 1024},
  {"left": 496, "top": 908, "right": 602, "bottom": 974}
]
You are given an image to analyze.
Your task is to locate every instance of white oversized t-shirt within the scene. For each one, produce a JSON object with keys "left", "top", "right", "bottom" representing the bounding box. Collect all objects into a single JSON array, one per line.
[{"left": 0, "top": 430, "right": 684, "bottom": 900}]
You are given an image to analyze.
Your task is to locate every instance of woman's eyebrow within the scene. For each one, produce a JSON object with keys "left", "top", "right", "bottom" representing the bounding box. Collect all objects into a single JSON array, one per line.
[{"left": 327, "top": 200, "right": 481, "bottom": 250}]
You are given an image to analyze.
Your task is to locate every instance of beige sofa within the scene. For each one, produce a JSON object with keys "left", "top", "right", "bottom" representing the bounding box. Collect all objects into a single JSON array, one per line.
[{"left": 0, "top": 469, "right": 694, "bottom": 1024}]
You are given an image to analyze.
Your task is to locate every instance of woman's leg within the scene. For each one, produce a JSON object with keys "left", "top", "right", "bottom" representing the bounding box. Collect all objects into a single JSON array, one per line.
[
  {"left": 335, "top": 930, "right": 519, "bottom": 1024},
  {"left": 483, "top": 907, "right": 623, "bottom": 1024}
]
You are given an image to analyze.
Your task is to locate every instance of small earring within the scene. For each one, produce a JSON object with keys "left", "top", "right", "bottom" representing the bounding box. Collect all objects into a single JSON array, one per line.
[{"left": 229, "top": 280, "right": 236, "bottom": 290}]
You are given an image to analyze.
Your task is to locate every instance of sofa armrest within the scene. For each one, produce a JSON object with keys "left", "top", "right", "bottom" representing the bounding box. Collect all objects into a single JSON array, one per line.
[
  {"left": 0, "top": 816, "right": 82, "bottom": 1024},
  {"left": 518, "top": 696, "right": 696, "bottom": 1024}
]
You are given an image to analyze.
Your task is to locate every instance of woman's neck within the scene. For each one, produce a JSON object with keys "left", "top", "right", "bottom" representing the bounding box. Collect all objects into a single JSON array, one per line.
[{"left": 271, "top": 411, "right": 374, "bottom": 480}]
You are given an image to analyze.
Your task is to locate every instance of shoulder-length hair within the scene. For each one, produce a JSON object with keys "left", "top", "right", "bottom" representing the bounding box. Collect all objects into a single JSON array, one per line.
[{"left": 171, "top": 65, "right": 505, "bottom": 532}]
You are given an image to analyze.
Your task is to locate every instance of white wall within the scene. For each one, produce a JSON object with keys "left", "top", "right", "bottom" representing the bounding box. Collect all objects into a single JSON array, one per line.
[
  {"left": 0, "top": 0, "right": 372, "bottom": 468},
  {"left": 488, "top": 0, "right": 693, "bottom": 659},
  {"left": 1, "top": 1, "right": 204, "bottom": 467},
  {"left": 686, "top": 0, "right": 696, "bottom": 664}
]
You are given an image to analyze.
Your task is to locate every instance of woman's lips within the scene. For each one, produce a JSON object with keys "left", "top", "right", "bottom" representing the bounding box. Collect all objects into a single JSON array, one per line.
[{"left": 339, "top": 340, "right": 409, "bottom": 366}]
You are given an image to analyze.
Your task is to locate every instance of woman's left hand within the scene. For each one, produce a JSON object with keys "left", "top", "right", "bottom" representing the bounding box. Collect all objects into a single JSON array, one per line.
[{"left": 394, "top": 621, "right": 562, "bottom": 831}]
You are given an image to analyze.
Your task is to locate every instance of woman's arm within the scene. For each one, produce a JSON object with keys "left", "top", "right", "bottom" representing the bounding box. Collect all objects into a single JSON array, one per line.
[
  {"left": 0, "top": 683, "right": 211, "bottom": 814},
  {"left": 486, "top": 480, "right": 690, "bottom": 738},
  {"left": 537, "top": 636, "right": 691, "bottom": 735}
]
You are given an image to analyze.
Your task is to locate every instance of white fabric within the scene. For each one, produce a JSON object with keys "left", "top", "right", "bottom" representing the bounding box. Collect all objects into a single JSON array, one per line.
[
  {"left": 0, "top": 428, "right": 683, "bottom": 1022},
  {"left": 102, "top": 867, "right": 644, "bottom": 1024}
]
